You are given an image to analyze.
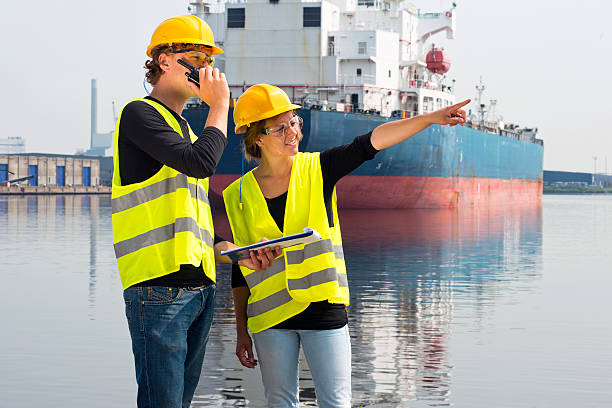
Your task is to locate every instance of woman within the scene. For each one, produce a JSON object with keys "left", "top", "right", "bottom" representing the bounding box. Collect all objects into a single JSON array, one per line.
[{"left": 223, "top": 84, "right": 468, "bottom": 407}]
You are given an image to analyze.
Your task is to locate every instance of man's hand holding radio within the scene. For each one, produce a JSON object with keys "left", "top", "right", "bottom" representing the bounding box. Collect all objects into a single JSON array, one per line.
[
  {"left": 189, "top": 66, "right": 230, "bottom": 137},
  {"left": 188, "top": 66, "right": 230, "bottom": 109}
]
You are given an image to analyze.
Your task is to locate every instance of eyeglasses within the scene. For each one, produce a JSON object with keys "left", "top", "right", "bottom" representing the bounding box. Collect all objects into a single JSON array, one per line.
[
  {"left": 262, "top": 115, "right": 303, "bottom": 137},
  {"left": 172, "top": 49, "right": 215, "bottom": 68}
]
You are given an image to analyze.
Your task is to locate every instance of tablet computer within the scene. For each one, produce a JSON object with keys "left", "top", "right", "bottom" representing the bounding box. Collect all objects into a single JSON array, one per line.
[{"left": 220, "top": 228, "right": 321, "bottom": 262}]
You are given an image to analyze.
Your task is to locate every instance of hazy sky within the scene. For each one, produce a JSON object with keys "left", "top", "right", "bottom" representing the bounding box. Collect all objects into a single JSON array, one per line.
[{"left": 1, "top": 0, "right": 610, "bottom": 173}]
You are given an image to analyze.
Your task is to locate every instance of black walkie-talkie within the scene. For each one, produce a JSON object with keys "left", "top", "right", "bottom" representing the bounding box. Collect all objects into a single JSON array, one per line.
[{"left": 177, "top": 59, "right": 200, "bottom": 88}]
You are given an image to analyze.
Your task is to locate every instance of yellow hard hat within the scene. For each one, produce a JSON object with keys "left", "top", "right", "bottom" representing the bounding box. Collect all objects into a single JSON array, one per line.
[
  {"left": 233, "top": 84, "right": 301, "bottom": 134},
  {"left": 146, "top": 15, "right": 224, "bottom": 57}
]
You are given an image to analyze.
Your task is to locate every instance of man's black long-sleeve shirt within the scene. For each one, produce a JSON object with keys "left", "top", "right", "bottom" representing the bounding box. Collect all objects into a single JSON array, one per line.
[{"left": 118, "top": 96, "right": 227, "bottom": 288}]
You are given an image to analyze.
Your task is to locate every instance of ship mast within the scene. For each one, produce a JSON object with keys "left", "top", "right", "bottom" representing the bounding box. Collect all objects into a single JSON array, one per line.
[
  {"left": 475, "top": 76, "right": 486, "bottom": 127},
  {"left": 189, "top": 0, "right": 209, "bottom": 16},
  {"left": 487, "top": 99, "right": 497, "bottom": 122}
]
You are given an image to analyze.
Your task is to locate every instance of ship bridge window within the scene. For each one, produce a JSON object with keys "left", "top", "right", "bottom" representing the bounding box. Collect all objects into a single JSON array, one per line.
[
  {"left": 358, "top": 42, "right": 367, "bottom": 54},
  {"left": 356, "top": 68, "right": 362, "bottom": 76},
  {"left": 423, "top": 96, "right": 434, "bottom": 113},
  {"left": 358, "top": 0, "right": 375, "bottom": 7},
  {"left": 328, "top": 36, "right": 335, "bottom": 56},
  {"left": 303, "top": 7, "right": 321, "bottom": 27},
  {"left": 227, "top": 8, "right": 245, "bottom": 28}
]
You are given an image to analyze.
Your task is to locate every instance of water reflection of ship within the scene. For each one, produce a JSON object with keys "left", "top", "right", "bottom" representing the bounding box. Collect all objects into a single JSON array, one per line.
[
  {"left": 204, "top": 206, "right": 542, "bottom": 405},
  {"left": 340, "top": 205, "right": 542, "bottom": 404},
  {"left": 0, "top": 197, "right": 543, "bottom": 404}
]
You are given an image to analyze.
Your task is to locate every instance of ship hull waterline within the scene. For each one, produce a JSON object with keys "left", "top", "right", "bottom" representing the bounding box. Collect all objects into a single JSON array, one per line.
[{"left": 208, "top": 174, "right": 542, "bottom": 209}]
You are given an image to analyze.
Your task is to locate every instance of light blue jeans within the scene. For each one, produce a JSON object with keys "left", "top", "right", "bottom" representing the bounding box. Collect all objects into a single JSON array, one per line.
[{"left": 252, "top": 325, "right": 352, "bottom": 408}]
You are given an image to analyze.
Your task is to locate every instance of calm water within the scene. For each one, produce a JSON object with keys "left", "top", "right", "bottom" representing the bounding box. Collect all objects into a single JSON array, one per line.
[{"left": 1, "top": 195, "right": 611, "bottom": 407}]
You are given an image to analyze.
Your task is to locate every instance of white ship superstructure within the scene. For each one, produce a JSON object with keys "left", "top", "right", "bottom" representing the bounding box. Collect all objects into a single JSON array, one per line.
[
  {"left": 183, "top": 0, "right": 544, "bottom": 211},
  {"left": 191, "top": 0, "right": 456, "bottom": 117}
]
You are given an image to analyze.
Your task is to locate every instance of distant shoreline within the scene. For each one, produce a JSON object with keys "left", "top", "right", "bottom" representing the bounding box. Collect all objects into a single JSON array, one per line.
[
  {"left": 544, "top": 186, "right": 612, "bottom": 194},
  {"left": 0, "top": 185, "right": 111, "bottom": 195}
]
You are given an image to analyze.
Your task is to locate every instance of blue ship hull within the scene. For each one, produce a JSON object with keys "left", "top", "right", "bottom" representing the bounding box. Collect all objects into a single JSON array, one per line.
[{"left": 183, "top": 106, "right": 544, "bottom": 208}]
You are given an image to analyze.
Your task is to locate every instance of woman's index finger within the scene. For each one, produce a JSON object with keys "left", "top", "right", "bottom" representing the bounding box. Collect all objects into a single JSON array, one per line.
[{"left": 451, "top": 99, "right": 471, "bottom": 110}]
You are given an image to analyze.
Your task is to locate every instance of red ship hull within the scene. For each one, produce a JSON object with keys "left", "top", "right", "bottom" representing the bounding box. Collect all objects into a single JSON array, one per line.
[{"left": 208, "top": 174, "right": 543, "bottom": 210}]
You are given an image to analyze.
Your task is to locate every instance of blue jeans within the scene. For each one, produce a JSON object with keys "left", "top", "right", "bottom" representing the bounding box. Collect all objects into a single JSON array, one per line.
[
  {"left": 252, "top": 325, "right": 352, "bottom": 408},
  {"left": 123, "top": 285, "right": 215, "bottom": 408}
]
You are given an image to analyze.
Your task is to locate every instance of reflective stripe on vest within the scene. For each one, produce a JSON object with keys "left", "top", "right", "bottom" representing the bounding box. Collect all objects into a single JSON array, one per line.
[
  {"left": 111, "top": 174, "right": 209, "bottom": 214},
  {"left": 287, "top": 268, "right": 348, "bottom": 291},
  {"left": 113, "top": 216, "right": 214, "bottom": 258},
  {"left": 242, "top": 246, "right": 346, "bottom": 317},
  {"left": 247, "top": 288, "right": 294, "bottom": 317},
  {"left": 284, "top": 238, "right": 344, "bottom": 265}
]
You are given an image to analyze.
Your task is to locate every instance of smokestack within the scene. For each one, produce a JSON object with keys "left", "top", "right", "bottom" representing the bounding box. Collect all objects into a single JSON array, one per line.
[{"left": 91, "top": 78, "right": 97, "bottom": 148}]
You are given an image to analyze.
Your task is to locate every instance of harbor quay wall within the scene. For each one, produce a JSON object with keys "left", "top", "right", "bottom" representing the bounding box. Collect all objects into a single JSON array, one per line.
[{"left": 0, "top": 185, "right": 110, "bottom": 195}]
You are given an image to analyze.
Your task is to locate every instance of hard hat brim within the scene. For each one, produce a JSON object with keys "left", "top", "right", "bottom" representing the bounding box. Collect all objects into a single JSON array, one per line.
[
  {"left": 146, "top": 41, "right": 224, "bottom": 58},
  {"left": 234, "top": 104, "right": 302, "bottom": 134}
]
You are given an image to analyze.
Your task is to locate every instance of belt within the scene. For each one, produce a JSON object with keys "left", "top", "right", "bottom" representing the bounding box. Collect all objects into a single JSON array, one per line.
[{"left": 183, "top": 283, "right": 213, "bottom": 290}]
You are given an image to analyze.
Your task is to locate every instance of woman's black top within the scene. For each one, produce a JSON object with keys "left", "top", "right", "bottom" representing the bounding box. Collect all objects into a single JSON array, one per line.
[
  {"left": 118, "top": 96, "right": 227, "bottom": 289},
  {"left": 232, "top": 132, "right": 379, "bottom": 329}
]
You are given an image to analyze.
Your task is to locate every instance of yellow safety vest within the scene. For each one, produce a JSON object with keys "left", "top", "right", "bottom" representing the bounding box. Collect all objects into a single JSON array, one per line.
[
  {"left": 111, "top": 98, "right": 216, "bottom": 289},
  {"left": 223, "top": 152, "right": 349, "bottom": 333}
]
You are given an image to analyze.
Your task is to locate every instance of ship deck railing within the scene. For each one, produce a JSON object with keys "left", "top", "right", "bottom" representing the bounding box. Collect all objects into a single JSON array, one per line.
[
  {"left": 400, "top": 80, "right": 454, "bottom": 94},
  {"left": 337, "top": 74, "right": 377, "bottom": 85},
  {"left": 465, "top": 122, "right": 543, "bottom": 145},
  {"left": 331, "top": 45, "right": 376, "bottom": 58},
  {"left": 418, "top": 11, "right": 446, "bottom": 19}
]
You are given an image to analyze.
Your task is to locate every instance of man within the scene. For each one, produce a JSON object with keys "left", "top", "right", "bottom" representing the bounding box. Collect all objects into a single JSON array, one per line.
[{"left": 111, "top": 15, "right": 273, "bottom": 407}]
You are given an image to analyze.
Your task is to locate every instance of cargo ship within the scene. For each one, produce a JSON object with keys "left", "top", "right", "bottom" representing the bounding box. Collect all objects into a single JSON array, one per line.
[{"left": 183, "top": 0, "right": 544, "bottom": 208}]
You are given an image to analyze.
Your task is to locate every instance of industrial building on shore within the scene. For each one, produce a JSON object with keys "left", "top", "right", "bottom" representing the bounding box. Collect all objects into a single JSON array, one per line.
[
  {"left": 0, "top": 78, "right": 114, "bottom": 195},
  {"left": 0, "top": 153, "right": 111, "bottom": 194},
  {"left": 543, "top": 170, "right": 612, "bottom": 188}
]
